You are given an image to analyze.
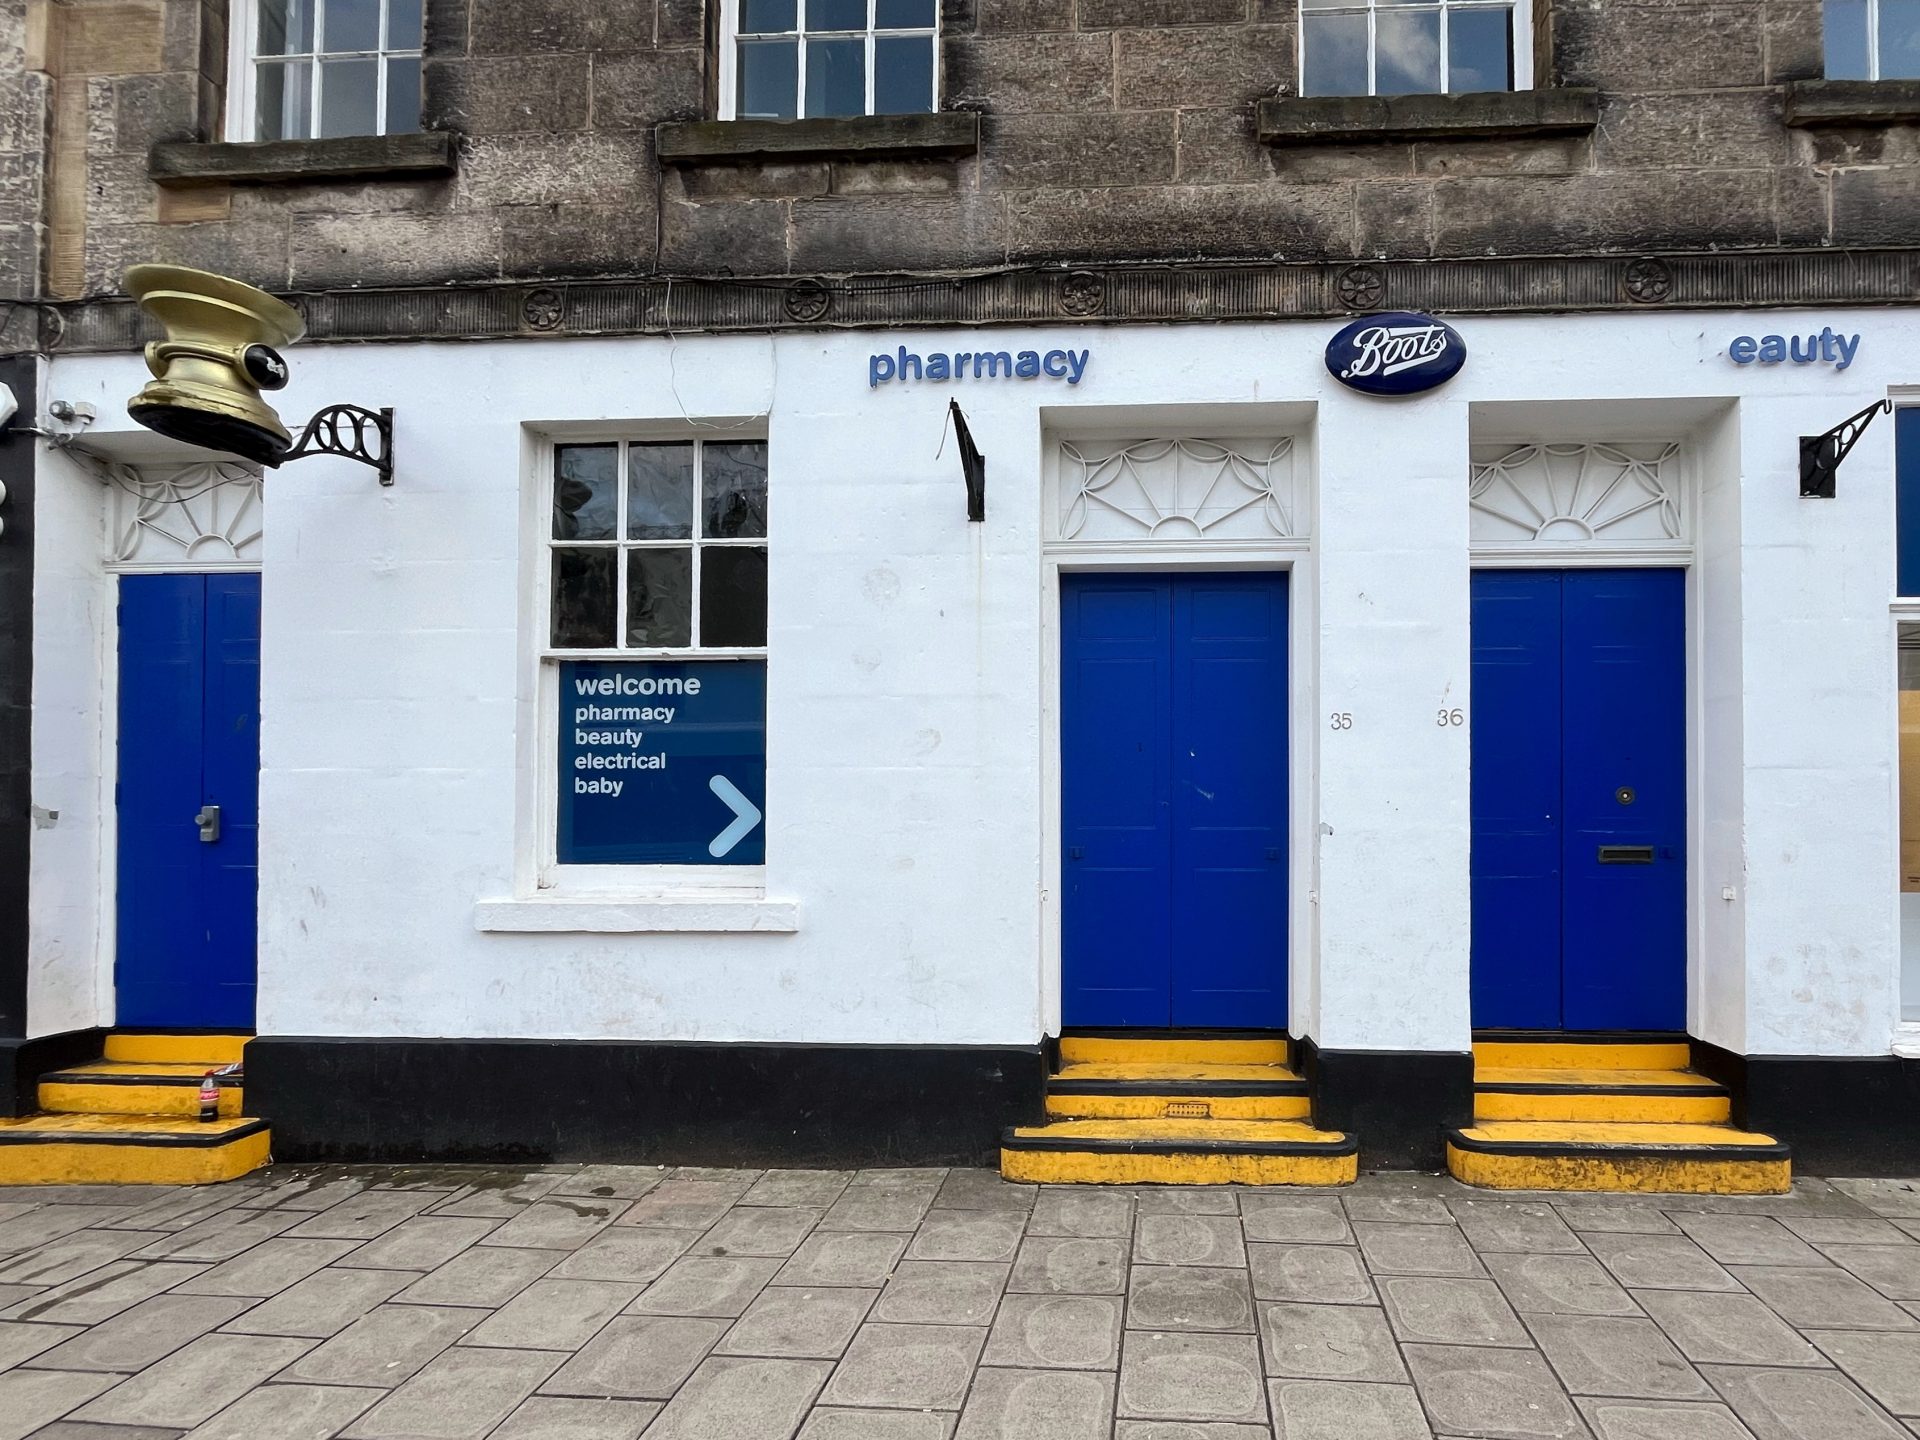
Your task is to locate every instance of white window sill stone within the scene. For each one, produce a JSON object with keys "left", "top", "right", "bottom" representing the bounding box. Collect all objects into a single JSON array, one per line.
[
  {"left": 1894, "top": 1021, "right": 1920, "bottom": 1061},
  {"left": 474, "top": 897, "right": 800, "bottom": 934}
]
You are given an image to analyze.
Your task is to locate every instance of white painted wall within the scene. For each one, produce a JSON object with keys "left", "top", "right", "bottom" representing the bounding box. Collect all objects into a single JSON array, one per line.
[{"left": 38, "top": 307, "right": 1917, "bottom": 1054}]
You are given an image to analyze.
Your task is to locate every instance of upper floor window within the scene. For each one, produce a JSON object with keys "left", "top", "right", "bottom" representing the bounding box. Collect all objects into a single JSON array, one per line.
[
  {"left": 1825, "top": 0, "right": 1920, "bottom": 79},
  {"left": 720, "top": 0, "right": 939, "bottom": 121},
  {"left": 1300, "top": 0, "right": 1527, "bottom": 97},
  {"left": 228, "top": 0, "right": 424, "bottom": 142}
]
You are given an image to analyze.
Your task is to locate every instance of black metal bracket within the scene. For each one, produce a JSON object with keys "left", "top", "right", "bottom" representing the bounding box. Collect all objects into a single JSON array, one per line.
[
  {"left": 282, "top": 404, "right": 394, "bottom": 486},
  {"left": 1800, "top": 398, "right": 1889, "bottom": 499},
  {"left": 949, "top": 399, "right": 985, "bottom": 522}
]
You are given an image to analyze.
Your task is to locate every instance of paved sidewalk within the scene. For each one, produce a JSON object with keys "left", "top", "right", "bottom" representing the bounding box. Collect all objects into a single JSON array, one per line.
[{"left": 0, "top": 1167, "right": 1917, "bottom": 1439}]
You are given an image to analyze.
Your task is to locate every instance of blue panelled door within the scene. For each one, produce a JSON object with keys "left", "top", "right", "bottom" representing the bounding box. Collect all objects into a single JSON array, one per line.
[
  {"left": 117, "top": 573, "right": 261, "bottom": 1029},
  {"left": 1471, "top": 568, "right": 1686, "bottom": 1031},
  {"left": 1062, "top": 573, "right": 1288, "bottom": 1029}
]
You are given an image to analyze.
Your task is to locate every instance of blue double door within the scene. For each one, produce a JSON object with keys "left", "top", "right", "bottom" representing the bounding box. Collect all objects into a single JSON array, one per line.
[
  {"left": 1061, "top": 573, "right": 1289, "bottom": 1030},
  {"left": 1471, "top": 568, "right": 1686, "bottom": 1032},
  {"left": 116, "top": 573, "right": 262, "bottom": 1029}
]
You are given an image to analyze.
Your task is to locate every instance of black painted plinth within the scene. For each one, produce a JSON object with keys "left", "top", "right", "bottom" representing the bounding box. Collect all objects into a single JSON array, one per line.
[
  {"left": 1694, "top": 1042, "right": 1920, "bottom": 1176},
  {"left": 1299, "top": 1041, "right": 1475, "bottom": 1171}
]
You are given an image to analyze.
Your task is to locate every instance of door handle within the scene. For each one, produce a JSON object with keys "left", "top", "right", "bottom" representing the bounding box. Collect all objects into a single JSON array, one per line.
[
  {"left": 1597, "top": 844, "right": 1654, "bottom": 864},
  {"left": 194, "top": 805, "right": 221, "bottom": 844}
]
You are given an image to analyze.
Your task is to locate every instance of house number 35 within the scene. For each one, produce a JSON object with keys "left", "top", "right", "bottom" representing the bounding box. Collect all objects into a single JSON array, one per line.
[{"left": 1329, "top": 712, "right": 1354, "bottom": 730}]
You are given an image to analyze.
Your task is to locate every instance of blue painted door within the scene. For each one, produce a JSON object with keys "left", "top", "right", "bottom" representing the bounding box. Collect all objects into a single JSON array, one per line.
[
  {"left": 116, "top": 573, "right": 261, "bottom": 1029},
  {"left": 1062, "top": 573, "right": 1288, "bottom": 1029},
  {"left": 1471, "top": 568, "right": 1686, "bottom": 1031}
]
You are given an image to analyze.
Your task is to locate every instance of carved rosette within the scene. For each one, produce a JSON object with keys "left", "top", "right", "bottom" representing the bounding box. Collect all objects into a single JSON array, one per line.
[
  {"left": 1058, "top": 271, "right": 1106, "bottom": 317},
  {"left": 522, "top": 287, "right": 566, "bottom": 331},
  {"left": 1336, "top": 264, "right": 1386, "bottom": 311},
  {"left": 784, "top": 279, "right": 832, "bottom": 322},
  {"left": 1623, "top": 258, "right": 1674, "bottom": 305}
]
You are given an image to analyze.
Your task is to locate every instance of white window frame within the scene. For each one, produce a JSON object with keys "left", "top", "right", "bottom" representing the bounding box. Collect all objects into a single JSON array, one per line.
[
  {"left": 717, "top": 0, "right": 942, "bottom": 122},
  {"left": 1297, "top": 0, "right": 1533, "bottom": 98},
  {"left": 224, "top": 0, "right": 424, "bottom": 143},
  {"left": 1834, "top": 0, "right": 1917, "bottom": 79}
]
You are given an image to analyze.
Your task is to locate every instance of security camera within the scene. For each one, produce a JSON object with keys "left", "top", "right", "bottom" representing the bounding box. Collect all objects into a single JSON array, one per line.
[{"left": 124, "top": 264, "right": 304, "bottom": 466}]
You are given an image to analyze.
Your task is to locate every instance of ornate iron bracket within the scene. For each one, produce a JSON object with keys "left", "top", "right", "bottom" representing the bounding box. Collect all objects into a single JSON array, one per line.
[
  {"left": 282, "top": 404, "right": 395, "bottom": 486},
  {"left": 1800, "top": 399, "right": 1889, "bottom": 499}
]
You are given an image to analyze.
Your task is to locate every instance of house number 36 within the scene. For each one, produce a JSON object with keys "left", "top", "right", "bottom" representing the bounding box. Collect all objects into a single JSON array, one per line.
[{"left": 1437, "top": 708, "right": 1465, "bottom": 727}]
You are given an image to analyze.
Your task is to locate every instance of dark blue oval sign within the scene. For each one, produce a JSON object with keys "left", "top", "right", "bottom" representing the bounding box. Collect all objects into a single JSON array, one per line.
[{"left": 1325, "top": 311, "right": 1466, "bottom": 395}]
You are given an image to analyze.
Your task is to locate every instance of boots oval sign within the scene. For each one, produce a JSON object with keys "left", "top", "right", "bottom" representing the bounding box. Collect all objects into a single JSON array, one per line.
[{"left": 1326, "top": 312, "right": 1467, "bottom": 396}]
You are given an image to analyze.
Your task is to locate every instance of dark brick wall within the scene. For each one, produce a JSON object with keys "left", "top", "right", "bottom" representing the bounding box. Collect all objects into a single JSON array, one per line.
[{"left": 38, "top": 0, "right": 1920, "bottom": 296}]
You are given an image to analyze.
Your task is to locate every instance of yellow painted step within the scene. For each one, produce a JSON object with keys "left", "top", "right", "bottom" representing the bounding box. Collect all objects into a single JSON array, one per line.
[
  {"left": 1473, "top": 1039, "right": 1692, "bottom": 1071},
  {"left": 1058, "top": 1035, "right": 1291, "bottom": 1065},
  {"left": 0, "top": 1113, "right": 271, "bottom": 1186},
  {"left": 1046, "top": 1059, "right": 1310, "bottom": 1121},
  {"left": 1000, "top": 1117, "right": 1356, "bottom": 1186},
  {"left": 1046, "top": 1091, "right": 1312, "bottom": 1121},
  {"left": 1447, "top": 1120, "right": 1790, "bottom": 1195},
  {"left": 39, "top": 1062, "right": 245, "bottom": 1120},
  {"left": 1473, "top": 1066, "right": 1730, "bottom": 1124},
  {"left": 103, "top": 1033, "right": 250, "bottom": 1066}
]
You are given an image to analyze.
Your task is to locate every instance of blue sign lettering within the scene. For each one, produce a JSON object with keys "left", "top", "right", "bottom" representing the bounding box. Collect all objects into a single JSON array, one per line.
[
  {"left": 1325, "top": 311, "right": 1466, "bottom": 396},
  {"left": 557, "top": 660, "right": 766, "bottom": 865},
  {"left": 1727, "top": 326, "right": 1860, "bottom": 371},
  {"left": 870, "top": 345, "right": 1089, "bottom": 388}
]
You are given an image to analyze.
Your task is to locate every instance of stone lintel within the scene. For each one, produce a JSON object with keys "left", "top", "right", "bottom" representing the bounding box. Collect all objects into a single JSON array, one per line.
[
  {"left": 1257, "top": 88, "right": 1601, "bottom": 145},
  {"left": 148, "top": 131, "right": 459, "bottom": 188},
  {"left": 657, "top": 111, "right": 981, "bottom": 163},
  {"left": 1784, "top": 78, "right": 1920, "bottom": 127}
]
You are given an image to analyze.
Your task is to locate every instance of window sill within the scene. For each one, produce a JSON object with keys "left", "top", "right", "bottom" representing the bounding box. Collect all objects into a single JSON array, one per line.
[
  {"left": 656, "top": 112, "right": 980, "bottom": 164},
  {"left": 474, "top": 897, "right": 800, "bottom": 934},
  {"left": 1784, "top": 78, "right": 1920, "bottom": 128},
  {"left": 1256, "top": 88, "right": 1599, "bottom": 146},
  {"left": 149, "top": 131, "right": 458, "bottom": 188}
]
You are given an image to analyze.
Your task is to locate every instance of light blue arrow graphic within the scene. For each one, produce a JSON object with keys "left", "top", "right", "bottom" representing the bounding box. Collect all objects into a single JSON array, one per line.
[{"left": 708, "top": 774, "right": 762, "bottom": 858}]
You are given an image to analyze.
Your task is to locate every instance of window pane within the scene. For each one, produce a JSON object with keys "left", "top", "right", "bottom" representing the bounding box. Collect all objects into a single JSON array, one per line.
[
  {"left": 702, "top": 548, "right": 769, "bottom": 648},
  {"left": 876, "top": 0, "right": 935, "bottom": 25},
  {"left": 1883, "top": 0, "right": 1920, "bottom": 77},
  {"left": 1302, "top": 12, "right": 1369, "bottom": 95},
  {"left": 628, "top": 549, "right": 694, "bottom": 647},
  {"left": 630, "top": 443, "right": 696, "bottom": 540},
  {"left": 742, "top": 0, "right": 798, "bottom": 31},
  {"left": 386, "top": 0, "right": 423, "bottom": 49},
  {"left": 322, "top": 0, "right": 381, "bottom": 51},
  {"left": 704, "top": 442, "right": 769, "bottom": 539},
  {"left": 806, "top": 36, "right": 865, "bottom": 116},
  {"left": 258, "top": 0, "right": 315, "bottom": 55},
  {"left": 554, "top": 445, "right": 618, "bottom": 540},
  {"left": 1448, "top": 6, "right": 1512, "bottom": 92},
  {"left": 552, "top": 549, "right": 616, "bottom": 648},
  {"left": 385, "top": 55, "right": 421, "bottom": 133},
  {"left": 255, "top": 61, "right": 312, "bottom": 139},
  {"left": 1825, "top": 0, "right": 1872, "bottom": 77},
  {"left": 874, "top": 34, "right": 935, "bottom": 113},
  {"left": 809, "top": 0, "right": 868, "bottom": 30},
  {"left": 739, "top": 38, "right": 799, "bottom": 118},
  {"left": 318, "top": 57, "right": 378, "bottom": 135},
  {"left": 1377, "top": 8, "right": 1442, "bottom": 93}
]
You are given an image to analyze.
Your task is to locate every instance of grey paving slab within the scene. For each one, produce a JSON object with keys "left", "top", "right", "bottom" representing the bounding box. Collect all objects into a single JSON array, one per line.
[
  {"left": 1247, "top": 1242, "right": 1374, "bottom": 1304},
  {"left": 818, "top": 1186, "right": 940, "bottom": 1234},
  {"left": 391, "top": 1244, "right": 563, "bottom": 1307},
  {"left": 777, "top": 1232, "right": 910, "bottom": 1288},
  {"left": 1008, "top": 1236, "right": 1128, "bottom": 1295},
  {"left": 335, "top": 1216, "right": 500, "bottom": 1271},
  {"left": 1484, "top": 1254, "right": 1641, "bottom": 1317},
  {"left": 1256, "top": 1301, "right": 1406, "bottom": 1382},
  {"left": 131, "top": 1211, "right": 305, "bottom": 1263},
  {"left": 0, "top": 1283, "right": 41, "bottom": 1309},
  {"left": 279, "top": 1303, "right": 477, "bottom": 1387},
  {"left": 23, "top": 1295, "right": 252, "bottom": 1374},
  {"left": 1703, "top": 1363, "right": 1913, "bottom": 1440},
  {"left": 645, "top": 1354, "right": 832, "bottom": 1440},
  {"left": 170, "top": 1237, "right": 360, "bottom": 1297},
  {"left": 1830, "top": 1181, "right": 1920, "bottom": 1219},
  {"left": 0, "top": 1319, "right": 80, "bottom": 1368},
  {"left": 717, "top": 1285, "right": 878, "bottom": 1359},
  {"left": 1028, "top": 1190, "right": 1134, "bottom": 1240},
  {"left": 904, "top": 1211, "right": 1027, "bottom": 1264},
  {"left": 1112, "top": 1424, "right": 1271, "bottom": 1440},
  {"left": 1632, "top": 1290, "right": 1825, "bottom": 1366},
  {"left": 799, "top": 1408, "right": 957, "bottom": 1440},
  {"left": 700, "top": 1206, "right": 824, "bottom": 1258},
  {"left": 0, "top": 1209, "right": 130, "bottom": 1254},
  {"left": 1343, "top": 1194, "right": 1455, "bottom": 1225},
  {"left": 1526, "top": 1313, "right": 1713, "bottom": 1400},
  {"left": 618, "top": 1182, "right": 756, "bottom": 1232},
  {"left": 627, "top": 1254, "right": 781, "bottom": 1318},
  {"left": 1267, "top": 1378, "right": 1431, "bottom": 1440},
  {"left": 1573, "top": 1398, "right": 1758, "bottom": 1440},
  {"left": 1240, "top": 1196, "right": 1352, "bottom": 1246},
  {"left": 0, "top": 1231, "right": 168, "bottom": 1287},
  {"left": 540, "top": 1314, "right": 728, "bottom": 1398},
  {"left": 981, "top": 1292, "right": 1123, "bottom": 1370},
  {"left": 550, "top": 1167, "right": 671, "bottom": 1202},
  {"left": 820, "top": 1322, "right": 986, "bottom": 1410},
  {"left": 104, "top": 1191, "right": 245, "bottom": 1235},
  {"left": 220, "top": 1266, "right": 418, "bottom": 1338},
  {"left": 1127, "top": 1265, "right": 1255, "bottom": 1333},
  {"left": 674, "top": 1167, "right": 767, "bottom": 1184},
  {"left": 1826, "top": 1246, "right": 1920, "bottom": 1301},
  {"left": 182, "top": 1382, "right": 384, "bottom": 1440},
  {"left": 873, "top": 1260, "right": 1009, "bottom": 1325},
  {"left": 955, "top": 1365, "right": 1115, "bottom": 1440},
  {"left": 549, "top": 1225, "right": 699, "bottom": 1282},
  {"left": 234, "top": 1174, "right": 373, "bottom": 1214},
  {"left": 1552, "top": 1202, "right": 1681, "bottom": 1237},
  {"left": 1583, "top": 1234, "right": 1743, "bottom": 1292},
  {"left": 1402, "top": 1344, "right": 1590, "bottom": 1440},
  {"left": 1135, "top": 1216, "right": 1248, "bottom": 1268},
  {"left": 1787, "top": 1218, "right": 1917, "bottom": 1246},
  {"left": 0, "top": 1187, "right": 164, "bottom": 1209},
  {"left": 1379, "top": 1274, "right": 1532, "bottom": 1347},
  {"left": 342, "top": 1345, "right": 566, "bottom": 1439},
  {"left": 1, "top": 1262, "right": 208, "bottom": 1326},
  {"left": 0, "top": 1368, "right": 117, "bottom": 1440},
  {"left": 69, "top": 1334, "right": 312, "bottom": 1429},
  {"left": 22, "top": 1422, "right": 185, "bottom": 1440},
  {"left": 425, "top": 1175, "right": 572, "bottom": 1220},
  {"left": 1732, "top": 1264, "right": 1920, "bottom": 1329},
  {"left": 1116, "top": 1331, "right": 1267, "bottom": 1424},
  {"left": 491, "top": 1396, "right": 662, "bottom": 1440},
  {"left": 741, "top": 1172, "right": 855, "bottom": 1209},
  {"left": 1352, "top": 1222, "right": 1484, "bottom": 1277},
  {"left": 464, "top": 1278, "right": 639, "bottom": 1349},
  {"left": 1451, "top": 1199, "right": 1586, "bottom": 1255},
  {"left": 1132, "top": 1189, "right": 1240, "bottom": 1217},
  {"left": 480, "top": 1199, "right": 628, "bottom": 1251},
  {"left": 935, "top": 1171, "right": 1036, "bottom": 1213},
  {"left": 1674, "top": 1215, "right": 1830, "bottom": 1267},
  {"left": 1805, "top": 1330, "right": 1920, "bottom": 1416},
  {"left": 284, "top": 1191, "right": 438, "bottom": 1242},
  {"left": 1897, "top": 1221, "right": 1920, "bottom": 1241}
]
